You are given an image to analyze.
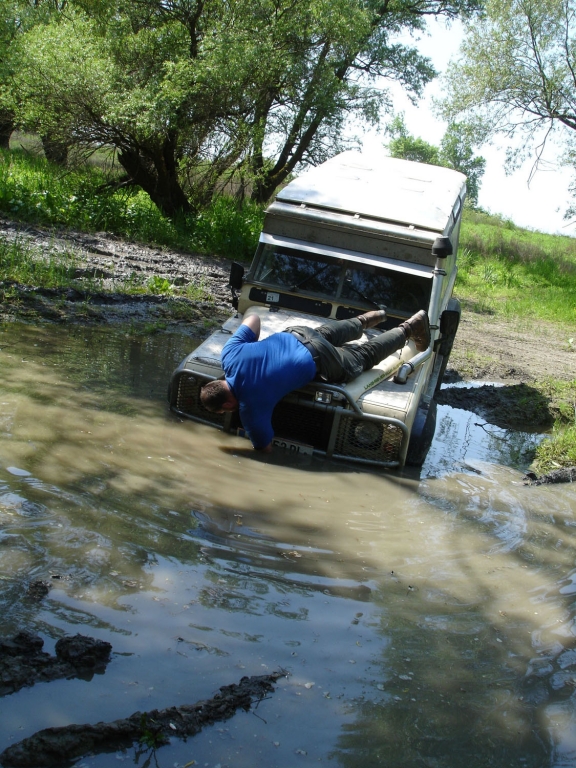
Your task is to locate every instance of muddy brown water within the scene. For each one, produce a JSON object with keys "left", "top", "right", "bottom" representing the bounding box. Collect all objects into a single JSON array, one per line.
[{"left": 0, "top": 322, "right": 575, "bottom": 768}]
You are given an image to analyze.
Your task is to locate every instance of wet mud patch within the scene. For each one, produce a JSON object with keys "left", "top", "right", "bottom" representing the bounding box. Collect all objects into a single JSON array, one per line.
[
  {"left": 0, "top": 671, "right": 284, "bottom": 767},
  {"left": 0, "top": 216, "right": 233, "bottom": 333},
  {"left": 435, "top": 382, "right": 555, "bottom": 431},
  {"left": 524, "top": 467, "right": 576, "bottom": 485},
  {"left": 0, "top": 631, "right": 112, "bottom": 696}
]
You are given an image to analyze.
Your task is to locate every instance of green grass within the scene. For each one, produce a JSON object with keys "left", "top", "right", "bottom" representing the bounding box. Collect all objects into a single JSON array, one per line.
[
  {"left": 534, "top": 424, "right": 576, "bottom": 473},
  {"left": 0, "top": 146, "right": 263, "bottom": 261},
  {"left": 457, "top": 210, "right": 576, "bottom": 326},
  {"left": 456, "top": 212, "right": 576, "bottom": 474},
  {"left": 0, "top": 237, "right": 79, "bottom": 287},
  {"left": 0, "top": 237, "right": 215, "bottom": 305},
  {"left": 530, "top": 378, "right": 576, "bottom": 474}
]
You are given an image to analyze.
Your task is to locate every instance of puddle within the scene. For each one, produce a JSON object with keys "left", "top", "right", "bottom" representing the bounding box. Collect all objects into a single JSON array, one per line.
[{"left": 0, "top": 322, "right": 574, "bottom": 768}]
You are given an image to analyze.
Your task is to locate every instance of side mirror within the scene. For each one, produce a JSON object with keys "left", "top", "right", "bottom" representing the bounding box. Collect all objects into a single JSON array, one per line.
[
  {"left": 229, "top": 262, "right": 245, "bottom": 290},
  {"left": 431, "top": 237, "right": 453, "bottom": 259},
  {"left": 229, "top": 262, "right": 245, "bottom": 310}
]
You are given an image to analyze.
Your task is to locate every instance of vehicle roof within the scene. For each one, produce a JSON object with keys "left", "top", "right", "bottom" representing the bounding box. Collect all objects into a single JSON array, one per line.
[{"left": 277, "top": 151, "right": 466, "bottom": 233}]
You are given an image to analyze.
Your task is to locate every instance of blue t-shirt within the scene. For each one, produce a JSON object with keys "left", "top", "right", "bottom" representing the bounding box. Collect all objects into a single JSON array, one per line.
[{"left": 221, "top": 325, "right": 316, "bottom": 449}]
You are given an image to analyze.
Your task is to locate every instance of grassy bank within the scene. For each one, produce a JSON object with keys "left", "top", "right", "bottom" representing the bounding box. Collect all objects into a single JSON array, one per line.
[
  {"left": 531, "top": 378, "right": 576, "bottom": 473},
  {"left": 0, "top": 145, "right": 574, "bottom": 474},
  {"left": 459, "top": 210, "right": 576, "bottom": 327},
  {"left": 534, "top": 424, "right": 576, "bottom": 473},
  {"left": 1, "top": 145, "right": 574, "bottom": 325},
  {"left": 0, "top": 146, "right": 263, "bottom": 262},
  {"left": 457, "top": 210, "right": 576, "bottom": 474}
]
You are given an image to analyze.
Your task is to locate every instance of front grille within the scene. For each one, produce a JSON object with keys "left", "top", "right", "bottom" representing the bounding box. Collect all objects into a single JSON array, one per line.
[
  {"left": 335, "top": 415, "right": 403, "bottom": 463},
  {"left": 272, "top": 401, "right": 333, "bottom": 450},
  {"left": 173, "top": 374, "right": 404, "bottom": 466},
  {"left": 174, "top": 373, "right": 226, "bottom": 428}
]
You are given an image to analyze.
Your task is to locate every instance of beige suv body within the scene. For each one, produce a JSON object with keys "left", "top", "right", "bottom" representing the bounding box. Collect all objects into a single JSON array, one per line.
[{"left": 169, "top": 151, "right": 466, "bottom": 468}]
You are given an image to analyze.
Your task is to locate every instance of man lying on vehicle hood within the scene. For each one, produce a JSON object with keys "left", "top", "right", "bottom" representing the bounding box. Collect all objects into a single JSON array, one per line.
[{"left": 200, "top": 309, "right": 430, "bottom": 452}]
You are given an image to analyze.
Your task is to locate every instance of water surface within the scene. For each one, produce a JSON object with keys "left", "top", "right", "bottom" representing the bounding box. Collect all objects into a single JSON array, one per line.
[{"left": 0, "top": 322, "right": 575, "bottom": 768}]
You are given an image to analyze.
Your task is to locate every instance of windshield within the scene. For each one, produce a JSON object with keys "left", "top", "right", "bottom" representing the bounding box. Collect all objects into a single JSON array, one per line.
[
  {"left": 252, "top": 243, "right": 431, "bottom": 314},
  {"left": 253, "top": 245, "right": 341, "bottom": 295}
]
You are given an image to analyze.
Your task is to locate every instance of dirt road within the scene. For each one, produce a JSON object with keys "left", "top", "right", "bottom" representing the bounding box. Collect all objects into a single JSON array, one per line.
[{"left": 449, "top": 312, "right": 575, "bottom": 384}]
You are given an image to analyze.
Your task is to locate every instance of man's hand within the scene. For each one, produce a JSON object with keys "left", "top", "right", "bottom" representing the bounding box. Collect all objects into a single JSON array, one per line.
[{"left": 255, "top": 442, "right": 273, "bottom": 453}]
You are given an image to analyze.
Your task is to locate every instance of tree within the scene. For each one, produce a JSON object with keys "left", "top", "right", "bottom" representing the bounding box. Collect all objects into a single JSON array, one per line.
[
  {"left": 439, "top": 122, "right": 486, "bottom": 205},
  {"left": 387, "top": 114, "right": 441, "bottom": 164},
  {"left": 8, "top": 2, "right": 247, "bottom": 215},
  {"left": 387, "top": 114, "right": 485, "bottom": 205},
  {"left": 0, "top": 2, "right": 27, "bottom": 148},
  {"left": 439, "top": 0, "right": 576, "bottom": 216},
  {"left": 245, "top": 0, "right": 484, "bottom": 203},
  {"left": 0, "top": 1, "right": 69, "bottom": 152},
  {"left": 6, "top": 0, "right": 483, "bottom": 217}
]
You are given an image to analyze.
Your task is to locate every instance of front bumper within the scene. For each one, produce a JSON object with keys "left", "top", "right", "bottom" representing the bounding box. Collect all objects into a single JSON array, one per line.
[{"left": 169, "top": 368, "right": 409, "bottom": 468}]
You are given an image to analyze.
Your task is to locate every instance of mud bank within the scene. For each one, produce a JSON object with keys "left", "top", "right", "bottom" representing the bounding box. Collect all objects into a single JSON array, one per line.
[
  {"left": 0, "top": 672, "right": 284, "bottom": 767},
  {"left": 0, "top": 632, "right": 111, "bottom": 696},
  {"left": 0, "top": 216, "right": 232, "bottom": 333},
  {"left": 434, "top": 382, "right": 555, "bottom": 431},
  {"left": 524, "top": 467, "right": 576, "bottom": 485}
]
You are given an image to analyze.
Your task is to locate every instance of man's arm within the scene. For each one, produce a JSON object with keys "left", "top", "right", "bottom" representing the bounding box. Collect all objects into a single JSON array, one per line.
[
  {"left": 241, "top": 313, "right": 261, "bottom": 339},
  {"left": 239, "top": 403, "right": 274, "bottom": 454},
  {"left": 229, "top": 312, "right": 271, "bottom": 451}
]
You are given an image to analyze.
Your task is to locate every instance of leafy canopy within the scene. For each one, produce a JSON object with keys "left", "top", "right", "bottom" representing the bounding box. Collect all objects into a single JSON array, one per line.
[
  {"left": 5, "top": 0, "right": 483, "bottom": 215},
  {"left": 439, "top": 0, "right": 576, "bottom": 217}
]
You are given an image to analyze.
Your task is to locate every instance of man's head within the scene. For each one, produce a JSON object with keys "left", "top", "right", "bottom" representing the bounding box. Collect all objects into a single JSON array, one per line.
[{"left": 200, "top": 380, "right": 238, "bottom": 413}]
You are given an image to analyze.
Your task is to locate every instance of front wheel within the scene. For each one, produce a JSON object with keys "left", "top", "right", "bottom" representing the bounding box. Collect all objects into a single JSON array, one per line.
[
  {"left": 405, "top": 400, "right": 437, "bottom": 467},
  {"left": 435, "top": 298, "right": 461, "bottom": 393}
]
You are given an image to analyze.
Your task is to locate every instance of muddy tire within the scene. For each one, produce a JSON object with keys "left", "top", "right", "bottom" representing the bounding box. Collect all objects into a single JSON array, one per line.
[
  {"left": 435, "top": 298, "right": 461, "bottom": 392},
  {"left": 405, "top": 400, "right": 437, "bottom": 466}
]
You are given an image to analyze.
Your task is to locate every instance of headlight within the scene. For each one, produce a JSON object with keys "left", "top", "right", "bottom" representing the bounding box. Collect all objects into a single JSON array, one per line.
[{"left": 353, "top": 421, "right": 382, "bottom": 447}]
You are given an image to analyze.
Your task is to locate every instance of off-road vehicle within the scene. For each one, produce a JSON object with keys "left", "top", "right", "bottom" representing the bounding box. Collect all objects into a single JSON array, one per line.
[{"left": 169, "top": 151, "right": 465, "bottom": 467}]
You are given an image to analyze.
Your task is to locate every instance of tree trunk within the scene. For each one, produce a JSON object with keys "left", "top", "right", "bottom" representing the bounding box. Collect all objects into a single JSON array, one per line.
[
  {"left": 41, "top": 134, "right": 69, "bottom": 166},
  {"left": 0, "top": 109, "right": 15, "bottom": 149},
  {"left": 117, "top": 138, "right": 192, "bottom": 218},
  {"left": 250, "top": 111, "right": 325, "bottom": 203}
]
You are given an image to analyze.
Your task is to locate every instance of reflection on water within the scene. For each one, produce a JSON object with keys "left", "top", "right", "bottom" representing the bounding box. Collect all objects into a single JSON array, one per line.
[{"left": 0, "top": 322, "right": 575, "bottom": 768}]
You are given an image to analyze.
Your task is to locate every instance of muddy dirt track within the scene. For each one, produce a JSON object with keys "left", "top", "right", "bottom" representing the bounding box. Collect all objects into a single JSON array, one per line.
[{"left": 1, "top": 216, "right": 575, "bottom": 425}]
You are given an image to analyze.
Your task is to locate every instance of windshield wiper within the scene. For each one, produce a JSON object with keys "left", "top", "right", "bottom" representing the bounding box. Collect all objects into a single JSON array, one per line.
[
  {"left": 345, "top": 280, "right": 382, "bottom": 308},
  {"left": 290, "top": 263, "right": 331, "bottom": 292}
]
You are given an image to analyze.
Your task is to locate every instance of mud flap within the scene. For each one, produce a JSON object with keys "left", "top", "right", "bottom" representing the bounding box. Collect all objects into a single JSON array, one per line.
[{"left": 405, "top": 399, "right": 437, "bottom": 466}]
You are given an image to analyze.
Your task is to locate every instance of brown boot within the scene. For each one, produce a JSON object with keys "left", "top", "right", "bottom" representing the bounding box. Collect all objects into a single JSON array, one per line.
[
  {"left": 357, "top": 309, "right": 387, "bottom": 330},
  {"left": 400, "top": 310, "right": 430, "bottom": 352}
]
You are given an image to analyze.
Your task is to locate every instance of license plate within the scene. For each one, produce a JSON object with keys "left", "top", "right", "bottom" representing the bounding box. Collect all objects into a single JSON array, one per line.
[{"left": 272, "top": 438, "right": 314, "bottom": 455}]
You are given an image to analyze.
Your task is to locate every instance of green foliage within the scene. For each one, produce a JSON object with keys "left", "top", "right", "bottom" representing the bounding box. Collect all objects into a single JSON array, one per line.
[
  {"left": 0, "top": 146, "right": 264, "bottom": 260},
  {"left": 534, "top": 424, "right": 576, "bottom": 473},
  {"left": 2, "top": 0, "right": 483, "bottom": 216},
  {"left": 456, "top": 209, "right": 576, "bottom": 323},
  {"left": 439, "top": 0, "right": 576, "bottom": 217},
  {"left": 386, "top": 114, "right": 485, "bottom": 205},
  {"left": 0, "top": 237, "right": 78, "bottom": 287},
  {"left": 138, "top": 713, "right": 168, "bottom": 749},
  {"left": 535, "top": 379, "right": 576, "bottom": 425},
  {"left": 147, "top": 276, "right": 174, "bottom": 295},
  {"left": 192, "top": 197, "right": 264, "bottom": 263},
  {"left": 387, "top": 115, "right": 440, "bottom": 164},
  {"left": 439, "top": 122, "right": 486, "bottom": 206}
]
